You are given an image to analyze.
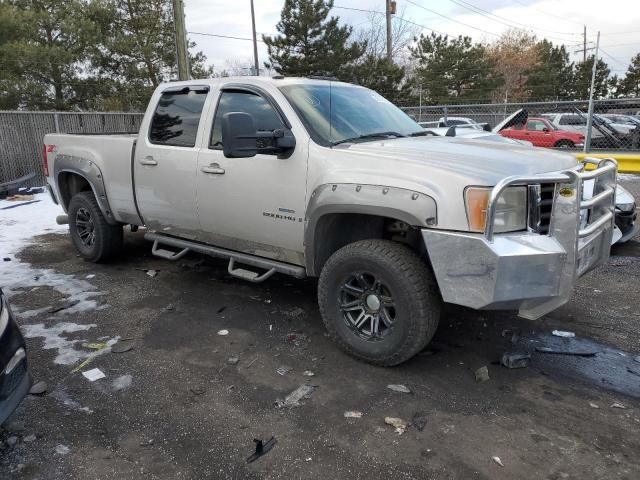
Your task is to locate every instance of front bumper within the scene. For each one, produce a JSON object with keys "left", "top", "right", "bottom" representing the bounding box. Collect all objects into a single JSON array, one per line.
[
  {"left": 424, "top": 158, "right": 617, "bottom": 320},
  {"left": 0, "top": 291, "right": 31, "bottom": 425}
]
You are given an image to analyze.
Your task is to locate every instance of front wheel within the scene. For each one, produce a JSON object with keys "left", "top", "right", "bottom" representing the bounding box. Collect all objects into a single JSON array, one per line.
[
  {"left": 318, "top": 240, "right": 441, "bottom": 366},
  {"left": 554, "top": 140, "right": 575, "bottom": 149},
  {"left": 68, "top": 191, "right": 123, "bottom": 263}
]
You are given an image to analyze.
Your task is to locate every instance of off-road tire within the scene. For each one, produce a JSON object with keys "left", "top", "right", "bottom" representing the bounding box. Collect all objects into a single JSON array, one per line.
[
  {"left": 68, "top": 191, "right": 123, "bottom": 263},
  {"left": 554, "top": 140, "right": 575, "bottom": 149},
  {"left": 318, "top": 239, "right": 441, "bottom": 366}
]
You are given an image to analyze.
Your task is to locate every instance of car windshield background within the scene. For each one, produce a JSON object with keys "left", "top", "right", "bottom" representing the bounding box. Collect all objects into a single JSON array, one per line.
[
  {"left": 279, "top": 83, "right": 422, "bottom": 146},
  {"left": 149, "top": 90, "right": 207, "bottom": 147},
  {"left": 210, "top": 90, "right": 284, "bottom": 153}
]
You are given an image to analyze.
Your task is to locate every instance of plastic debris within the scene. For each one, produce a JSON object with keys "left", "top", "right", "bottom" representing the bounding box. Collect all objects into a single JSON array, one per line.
[
  {"left": 275, "top": 384, "right": 317, "bottom": 408},
  {"left": 589, "top": 402, "right": 600, "bottom": 409},
  {"left": 246, "top": 437, "right": 277, "bottom": 463},
  {"left": 276, "top": 365, "right": 293, "bottom": 376},
  {"left": 492, "top": 456, "right": 504, "bottom": 467},
  {"left": 610, "top": 402, "right": 627, "bottom": 409},
  {"left": 29, "top": 381, "right": 47, "bottom": 395},
  {"left": 411, "top": 412, "right": 428, "bottom": 431},
  {"left": 111, "top": 340, "right": 134, "bottom": 353},
  {"left": 23, "top": 434, "right": 36, "bottom": 442},
  {"left": 552, "top": 330, "right": 575, "bottom": 338},
  {"left": 85, "top": 274, "right": 95, "bottom": 279},
  {"left": 387, "top": 384, "right": 411, "bottom": 393},
  {"left": 385, "top": 417, "right": 408, "bottom": 435},
  {"left": 82, "top": 368, "right": 106, "bottom": 382},
  {"left": 145, "top": 269, "right": 158, "bottom": 278},
  {"left": 55, "top": 444, "right": 70, "bottom": 455},
  {"left": 535, "top": 346, "right": 597, "bottom": 357},
  {"left": 303, "top": 370, "right": 315, "bottom": 377},
  {"left": 500, "top": 351, "right": 531, "bottom": 369},
  {"left": 475, "top": 366, "right": 490, "bottom": 383},
  {"left": 344, "top": 411, "right": 363, "bottom": 418},
  {"left": 227, "top": 356, "right": 239, "bottom": 365},
  {"left": 112, "top": 375, "right": 132, "bottom": 391},
  {"left": 217, "top": 329, "right": 229, "bottom": 336}
]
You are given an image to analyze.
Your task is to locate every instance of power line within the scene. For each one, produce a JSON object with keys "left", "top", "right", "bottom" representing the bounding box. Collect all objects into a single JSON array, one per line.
[
  {"left": 405, "top": 0, "right": 499, "bottom": 37},
  {"left": 509, "top": 0, "right": 585, "bottom": 27}
]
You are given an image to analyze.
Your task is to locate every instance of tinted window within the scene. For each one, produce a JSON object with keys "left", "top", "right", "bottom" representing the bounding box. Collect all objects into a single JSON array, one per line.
[
  {"left": 149, "top": 89, "right": 208, "bottom": 147},
  {"left": 559, "top": 115, "right": 585, "bottom": 126},
  {"left": 527, "top": 120, "right": 547, "bottom": 131},
  {"left": 447, "top": 119, "right": 467, "bottom": 126},
  {"left": 210, "top": 91, "right": 284, "bottom": 153}
]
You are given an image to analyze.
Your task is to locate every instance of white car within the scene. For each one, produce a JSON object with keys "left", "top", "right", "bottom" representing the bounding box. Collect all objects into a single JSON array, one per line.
[{"left": 419, "top": 116, "right": 487, "bottom": 131}]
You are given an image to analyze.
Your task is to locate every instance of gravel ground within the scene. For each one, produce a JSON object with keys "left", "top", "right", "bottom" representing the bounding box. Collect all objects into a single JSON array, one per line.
[{"left": 1, "top": 176, "right": 639, "bottom": 479}]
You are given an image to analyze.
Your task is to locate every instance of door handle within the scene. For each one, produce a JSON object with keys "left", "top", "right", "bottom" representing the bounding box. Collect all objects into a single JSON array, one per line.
[
  {"left": 201, "top": 163, "right": 225, "bottom": 175},
  {"left": 139, "top": 156, "right": 157, "bottom": 166}
]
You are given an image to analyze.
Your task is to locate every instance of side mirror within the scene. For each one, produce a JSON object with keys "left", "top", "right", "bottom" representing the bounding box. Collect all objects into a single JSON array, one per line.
[
  {"left": 221, "top": 112, "right": 258, "bottom": 158},
  {"left": 542, "top": 127, "right": 550, "bottom": 132}
]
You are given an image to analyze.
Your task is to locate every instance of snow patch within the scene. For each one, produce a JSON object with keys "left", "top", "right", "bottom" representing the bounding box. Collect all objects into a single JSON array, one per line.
[{"left": 21, "top": 322, "right": 97, "bottom": 365}]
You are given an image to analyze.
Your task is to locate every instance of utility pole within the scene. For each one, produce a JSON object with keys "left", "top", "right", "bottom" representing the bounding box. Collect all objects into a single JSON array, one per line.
[
  {"left": 173, "top": 0, "right": 190, "bottom": 80},
  {"left": 583, "top": 25, "right": 587, "bottom": 62},
  {"left": 584, "top": 31, "right": 600, "bottom": 154},
  {"left": 385, "top": 0, "right": 394, "bottom": 61},
  {"left": 250, "top": 0, "right": 259, "bottom": 76}
]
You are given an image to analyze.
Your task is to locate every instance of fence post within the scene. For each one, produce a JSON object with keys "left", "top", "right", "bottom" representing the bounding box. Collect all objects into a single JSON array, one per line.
[
  {"left": 443, "top": 106, "right": 448, "bottom": 124},
  {"left": 53, "top": 113, "right": 60, "bottom": 133}
]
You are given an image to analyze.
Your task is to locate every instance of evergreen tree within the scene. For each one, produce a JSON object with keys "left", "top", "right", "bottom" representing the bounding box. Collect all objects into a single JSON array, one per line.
[
  {"left": 619, "top": 53, "right": 640, "bottom": 97},
  {"left": 410, "top": 32, "right": 502, "bottom": 104},
  {"left": 572, "top": 57, "right": 610, "bottom": 99},
  {"left": 525, "top": 40, "right": 573, "bottom": 100},
  {"left": 343, "top": 55, "right": 412, "bottom": 106},
  {"left": 262, "top": 0, "right": 365, "bottom": 78}
]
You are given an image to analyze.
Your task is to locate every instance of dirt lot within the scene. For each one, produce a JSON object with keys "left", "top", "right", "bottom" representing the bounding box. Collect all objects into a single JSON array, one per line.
[{"left": 1, "top": 178, "right": 640, "bottom": 480}]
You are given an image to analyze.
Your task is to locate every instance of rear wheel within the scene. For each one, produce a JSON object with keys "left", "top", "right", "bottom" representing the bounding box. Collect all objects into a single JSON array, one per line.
[
  {"left": 554, "top": 140, "right": 575, "bottom": 149},
  {"left": 318, "top": 239, "right": 441, "bottom": 366},
  {"left": 68, "top": 191, "right": 122, "bottom": 263}
]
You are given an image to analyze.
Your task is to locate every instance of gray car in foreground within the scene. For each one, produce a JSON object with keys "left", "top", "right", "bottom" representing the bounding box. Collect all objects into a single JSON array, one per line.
[{"left": 43, "top": 77, "right": 617, "bottom": 366}]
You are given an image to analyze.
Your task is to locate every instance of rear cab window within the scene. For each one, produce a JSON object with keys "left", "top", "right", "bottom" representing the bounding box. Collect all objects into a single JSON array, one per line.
[{"left": 149, "top": 87, "right": 209, "bottom": 147}]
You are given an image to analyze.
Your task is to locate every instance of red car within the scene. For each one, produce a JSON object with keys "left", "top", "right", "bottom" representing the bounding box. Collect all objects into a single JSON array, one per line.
[{"left": 499, "top": 117, "right": 584, "bottom": 149}]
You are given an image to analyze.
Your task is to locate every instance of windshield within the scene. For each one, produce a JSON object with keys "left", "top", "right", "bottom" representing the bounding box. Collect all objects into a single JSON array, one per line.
[{"left": 279, "top": 83, "right": 423, "bottom": 146}]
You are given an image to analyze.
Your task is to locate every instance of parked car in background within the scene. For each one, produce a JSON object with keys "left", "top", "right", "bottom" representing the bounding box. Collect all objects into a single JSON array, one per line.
[
  {"left": 601, "top": 113, "right": 640, "bottom": 128},
  {"left": 541, "top": 113, "right": 637, "bottom": 149},
  {"left": 437, "top": 116, "right": 485, "bottom": 130},
  {"left": 0, "top": 288, "right": 31, "bottom": 425},
  {"left": 499, "top": 116, "right": 584, "bottom": 148}
]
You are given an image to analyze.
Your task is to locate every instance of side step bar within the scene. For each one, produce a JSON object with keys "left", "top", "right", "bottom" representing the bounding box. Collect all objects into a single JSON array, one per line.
[{"left": 145, "top": 232, "right": 306, "bottom": 282}]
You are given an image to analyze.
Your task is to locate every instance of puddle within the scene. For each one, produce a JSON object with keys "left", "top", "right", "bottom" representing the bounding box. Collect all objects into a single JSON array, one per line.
[{"left": 518, "top": 333, "right": 640, "bottom": 398}]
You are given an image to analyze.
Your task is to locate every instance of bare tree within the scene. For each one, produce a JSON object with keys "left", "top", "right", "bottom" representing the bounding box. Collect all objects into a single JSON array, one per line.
[{"left": 355, "top": 7, "right": 420, "bottom": 64}]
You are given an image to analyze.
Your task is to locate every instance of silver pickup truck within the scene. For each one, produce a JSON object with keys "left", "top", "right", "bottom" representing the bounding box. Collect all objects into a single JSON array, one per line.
[{"left": 43, "top": 77, "right": 617, "bottom": 366}]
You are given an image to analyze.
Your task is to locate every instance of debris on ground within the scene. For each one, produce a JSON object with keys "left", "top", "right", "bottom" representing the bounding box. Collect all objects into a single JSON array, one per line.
[
  {"left": 6, "top": 436, "right": 18, "bottom": 447},
  {"left": 3, "top": 257, "right": 10, "bottom": 261},
  {"left": 535, "top": 346, "right": 598, "bottom": 357},
  {"left": 217, "top": 329, "right": 229, "bottom": 336},
  {"left": 111, "top": 340, "right": 134, "bottom": 353},
  {"left": 627, "top": 367, "right": 640, "bottom": 377},
  {"left": 217, "top": 306, "right": 227, "bottom": 314},
  {"left": 112, "top": 375, "right": 133, "bottom": 391},
  {"left": 385, "top": 417, "right": 408, "bottom": 435},
  {"left": 82, "top": 368, "right": 106, "bottom": 382},
  {"left": 71, "top": 340, "right": 114, "bottom": 373},
  {"left": 145, "top": 269, "right": 158, "bottom": 278},
  {"left": 501, "top": 351, "right": 531, "bottom": 369},
  {"left": 285, "top": 332, "right": 310, "bottom": 347},
  {"left": 344, "top": 411, "right": 363, "bottom": 418},
  {"left": 85, "top": 274, "right": 95, "bottom": 279},
  {"left": 6, "top": 194, "right": 35, "bottom": 202},
  {"left": 55, "top": 444, "right": 71, "bottom": 455},
  {"left": 492, "top": 456, "right": 504, "bottom": 467},
  {"left": 552, "top": 330, "right": 575, "bottom": 338},
  {"left": 190, "top": 387, "right": 205, "bottom": 395},
  {"left": 29, "top": 381, "right": 47, "bottom": 395},
  {"left": 246, "top": 437, "right": 277, "bottom": 463},
  {"left": 47, "top": 300, "right": 80, "bottom": 314},
  {"left": 475, "top": 366, "right": 490, "bottom": 383},
  {"left": 387, "top": 384, "right": 411, "bottom": 393},
  {"left": 303, "top": 370, "right": 315, "bottom": 377},
  {"left": 276, "top": 365, "right": 293, "bottom": 376},
  {"left": 275, "top": 384, "right": 317, "bottom": 408},
  {"left": 411, "top": 412, "right": 428, "bottom": 431},
  {"left": 610, "top": 402, "right": 627, "bottom": 409},
  {"left": 23, "top": 434, "right": 36, "bottom": 442},
  {"left": 589, "top": 402, "right": 600, "bottom": 409},
  {"left": 227, "top": 356, "right": 239, "bottom": 365}
]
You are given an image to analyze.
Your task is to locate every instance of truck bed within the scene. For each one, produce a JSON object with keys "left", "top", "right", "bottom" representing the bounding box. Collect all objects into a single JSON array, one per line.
[{"left": 44, "top": 133, "right": 139, "bottom": 224}]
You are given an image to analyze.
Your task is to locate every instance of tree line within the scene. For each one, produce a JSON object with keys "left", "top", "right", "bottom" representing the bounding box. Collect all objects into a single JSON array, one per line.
[{"left": 1, "top": 0, "right": 639, "bottom": 111}]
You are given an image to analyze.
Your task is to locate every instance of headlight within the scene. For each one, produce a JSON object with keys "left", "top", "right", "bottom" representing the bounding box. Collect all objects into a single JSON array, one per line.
[{"left": 465, "top": 186, "right": 527, "bottom": 233}]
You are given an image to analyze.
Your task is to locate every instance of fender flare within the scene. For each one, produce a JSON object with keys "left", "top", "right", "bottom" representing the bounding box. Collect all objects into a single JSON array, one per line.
[
  {"left": 54, "top": 154, "right": 118, "bottom": 225},
  {"left": 304, "top": 183, "right": 437, "bottom": 275}
]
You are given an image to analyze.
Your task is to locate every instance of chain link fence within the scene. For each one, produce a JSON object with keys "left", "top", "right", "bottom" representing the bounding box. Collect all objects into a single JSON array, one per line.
[
  {"left": 0, "top": 111, "right": 143, "bottom": 188},
  {"left": 401, "top": 98, "right": 640, "bottom": 152}
]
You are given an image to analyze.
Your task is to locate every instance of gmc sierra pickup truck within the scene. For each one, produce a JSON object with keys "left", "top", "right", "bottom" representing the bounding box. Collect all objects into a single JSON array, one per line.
[{"left": 43, "top": 77, "right": 618, "bottom": 366}]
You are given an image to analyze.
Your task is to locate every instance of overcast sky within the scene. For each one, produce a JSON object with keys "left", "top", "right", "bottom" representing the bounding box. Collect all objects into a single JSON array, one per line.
[{"left": 184, "top": 0, "right": 640, "bottom": 77}]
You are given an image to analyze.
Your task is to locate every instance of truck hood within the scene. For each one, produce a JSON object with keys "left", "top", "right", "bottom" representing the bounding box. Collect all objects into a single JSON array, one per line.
[{"left": 337, "top": 135, "right": 579, "bottom": 185}]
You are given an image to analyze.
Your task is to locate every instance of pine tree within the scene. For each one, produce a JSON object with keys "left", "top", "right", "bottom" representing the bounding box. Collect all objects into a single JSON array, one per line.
[
  {"left": 343, "top": 55, "right": 412, "bottom": 106},
  {"left": 619, "top": 53, "right": 640, "bottom": 97},
  {"left": 262, "top": 0, "right": 365, "bottom": 78},
  {"left": 572, "top": 57, "right": 610, "bottom": 99},
  {"left": 525, "top": 40, "right": 573, "bottom": 100}
]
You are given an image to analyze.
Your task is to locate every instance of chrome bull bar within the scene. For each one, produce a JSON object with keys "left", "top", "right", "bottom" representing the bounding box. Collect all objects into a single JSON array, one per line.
[{"left": 484, "top": 158, "right": 617, "bottom": 242}]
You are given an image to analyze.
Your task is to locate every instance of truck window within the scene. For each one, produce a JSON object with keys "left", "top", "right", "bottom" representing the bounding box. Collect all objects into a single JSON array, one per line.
[
  {"left": 210, "top": 90, "right": 284, "bottom": 154},
  {"left": 527, "top": 120, "right": 546, "bottom": 131},
  {"left": 149, "top": 90, "right": 208, "bottom": 147}
]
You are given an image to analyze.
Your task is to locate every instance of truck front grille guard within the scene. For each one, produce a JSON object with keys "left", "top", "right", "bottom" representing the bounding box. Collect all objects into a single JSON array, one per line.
[{"left": 484, "top": 158, "right": 617, "bottom": 242}]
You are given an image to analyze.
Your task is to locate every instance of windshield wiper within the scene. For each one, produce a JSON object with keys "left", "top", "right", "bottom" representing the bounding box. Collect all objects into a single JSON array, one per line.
[
  {"left": 408, "top": 130, "right": 431, "bottom": 137},
  {"left": 332, "top": 131, "right": 406, "bottom": 146}
]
